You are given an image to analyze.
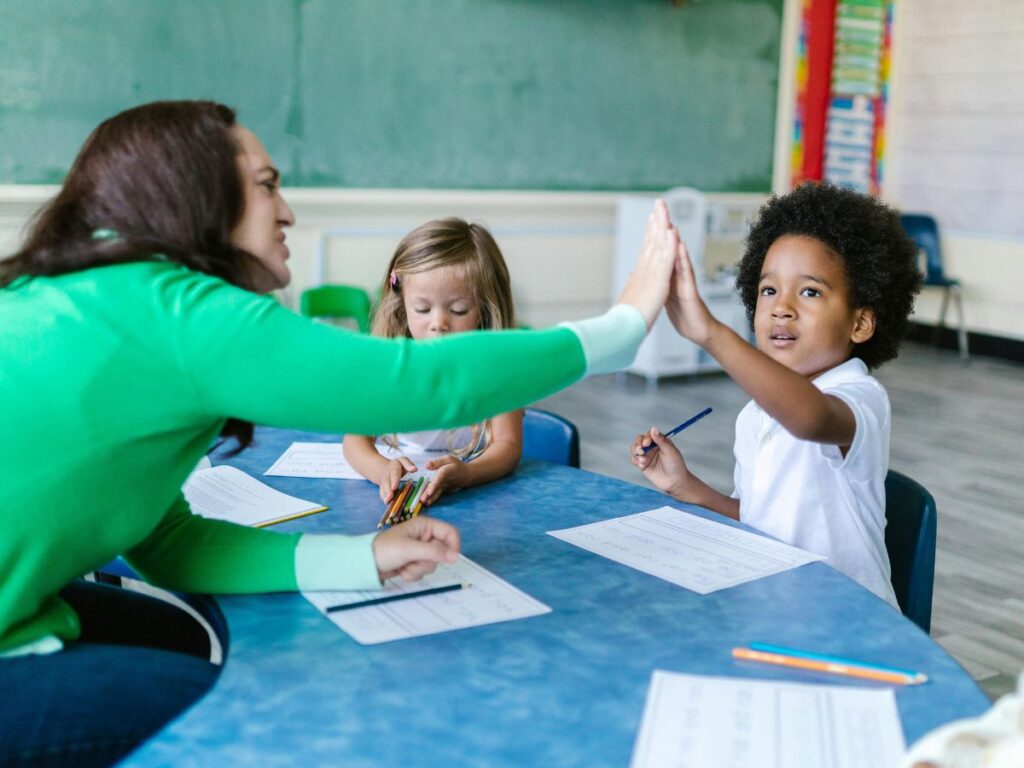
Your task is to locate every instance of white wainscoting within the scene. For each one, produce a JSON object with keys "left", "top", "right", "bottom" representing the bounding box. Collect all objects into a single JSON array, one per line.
[{"left": 0, "top": 186, "right": 764, "bottom": 330}]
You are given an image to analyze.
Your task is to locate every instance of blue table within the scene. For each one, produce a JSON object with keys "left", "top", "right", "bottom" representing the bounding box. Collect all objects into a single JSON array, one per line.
[{"left": 124, "top": 427, "right": 988, "bottom": 767}]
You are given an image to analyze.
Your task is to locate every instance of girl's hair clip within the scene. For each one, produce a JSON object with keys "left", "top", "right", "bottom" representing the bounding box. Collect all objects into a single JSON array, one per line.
[{"left": 389, "top": 270, "right": 399, "bottom": 289}]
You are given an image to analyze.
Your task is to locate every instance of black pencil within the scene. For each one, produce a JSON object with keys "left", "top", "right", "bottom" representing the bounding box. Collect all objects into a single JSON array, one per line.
[{"left": 325, "top": 582, "right": 466, "bottom": 613}]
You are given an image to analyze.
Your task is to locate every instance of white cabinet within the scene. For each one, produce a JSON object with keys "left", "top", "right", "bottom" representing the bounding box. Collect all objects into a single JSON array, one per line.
[{"left": 612, "top": 188, "right": 753, "bottom": 383}]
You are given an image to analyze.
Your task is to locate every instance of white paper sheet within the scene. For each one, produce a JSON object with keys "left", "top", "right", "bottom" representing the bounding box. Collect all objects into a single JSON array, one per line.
[
  {"left": 265, "top": 441, "right": 439, "bottom": 484},
  {"left": 631, "top": 670, "right": 906, "bottom": 768},
  {"left": 303, "top": 555, "right": 550, "bottom": 644},
  {"left": 548, "top": 506, "right": 824, "bottom": 594},
  {"left": 183, "top": 465, "right": 325, "bottom": 527},
  {"left": 265, "top": 441, "right": 364, "bottom": 479}
]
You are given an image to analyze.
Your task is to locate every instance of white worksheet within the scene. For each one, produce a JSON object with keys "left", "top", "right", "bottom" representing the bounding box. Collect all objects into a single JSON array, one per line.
[
  {"left": 184, "top": 464, "right": 326, "bottom": 527},
  {"left": 631, "top": 671, "right": 906, "bottom": 768},
  {"left": 303, "top": 555, "right": 550, "bottom": 644},
  {"left": 548, "top": 506, "right": 824, "bottom": 594},
  {"left": 265, "top": 441, "right": 439, "bottom": 484},
  {"left": 265, "top": 441, "right": 363, "bottom": 479}
]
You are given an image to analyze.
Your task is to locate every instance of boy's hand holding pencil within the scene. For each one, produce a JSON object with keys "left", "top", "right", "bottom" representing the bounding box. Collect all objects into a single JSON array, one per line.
[
  {"left": 631, "top": 427, "right": 694, "bottom": 498},
  {"left": 630, "top": 407, "right": 712, "bottom": 500}
]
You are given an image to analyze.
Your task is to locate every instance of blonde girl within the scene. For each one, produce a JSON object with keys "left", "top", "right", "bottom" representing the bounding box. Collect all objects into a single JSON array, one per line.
[{"left": 343, "top": 218, "right": 523, "bottom": 507}]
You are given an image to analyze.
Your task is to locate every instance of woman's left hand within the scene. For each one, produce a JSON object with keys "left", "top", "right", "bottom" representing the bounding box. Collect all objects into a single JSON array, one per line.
[
  {"left": 419, "top": 455, "right": 466, "bottom": 505},
  {"left": 372, "top": 516, "right": 460, "bottom": 582}
]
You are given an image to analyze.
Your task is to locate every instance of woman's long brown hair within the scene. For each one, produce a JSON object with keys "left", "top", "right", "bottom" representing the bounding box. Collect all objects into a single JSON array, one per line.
[{"left": 0, "top": 100, "right": 276, "bottom": 450}]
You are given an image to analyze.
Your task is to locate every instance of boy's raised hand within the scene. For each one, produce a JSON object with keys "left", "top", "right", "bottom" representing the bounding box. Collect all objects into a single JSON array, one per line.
[
  {"left": 372, "top": 516, "right": 460, "bottom": 582},
  {"left": 665, "top": 238, "right": 719, "bottom": 346},
  {"left": 617, "top": 199, "right": 682, "bottom": 329},
  {"left": 630, "top": 428, "right": 692, "bottom": 498},
  {"left": 378, "top": 456, "right": 417, "bottom": 503}
]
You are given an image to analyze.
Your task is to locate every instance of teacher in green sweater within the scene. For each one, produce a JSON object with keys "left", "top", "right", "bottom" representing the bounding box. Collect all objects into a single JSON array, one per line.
[{"left": 0, "top": 100, "right": 680, "bottom": 766}]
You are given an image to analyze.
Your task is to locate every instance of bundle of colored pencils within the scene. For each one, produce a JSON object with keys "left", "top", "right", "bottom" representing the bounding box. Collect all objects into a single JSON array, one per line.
[{"left": 377, "top": 476, "right": 427, "bottom": 528}]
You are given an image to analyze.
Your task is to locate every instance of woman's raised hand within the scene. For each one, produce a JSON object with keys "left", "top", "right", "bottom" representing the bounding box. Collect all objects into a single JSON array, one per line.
[{"left": 616, "top": 199, "right": 681, "bottom": 329}]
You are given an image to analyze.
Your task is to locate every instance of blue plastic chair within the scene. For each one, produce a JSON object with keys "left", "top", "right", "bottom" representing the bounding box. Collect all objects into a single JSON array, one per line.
[
  {"left": 899, "top": 213, "right": 968, "bottom": 359},
  {"left": 300, "top": 284, "right": 373, "bottom": 333},
  {"left": 522, "top": 408, "right": 580, "bottom": 468},
  {"left": 884, "top": 470, "right": 937, "bottom": 633}
]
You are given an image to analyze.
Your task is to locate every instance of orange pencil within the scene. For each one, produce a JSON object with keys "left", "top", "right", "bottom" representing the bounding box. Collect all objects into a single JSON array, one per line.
[
  {"left": 732, "top": 647, "right": 928, "bottom": 685},
  {"left": 384, "top": 482, "right": 414, "bottom": 527},
  {"left": 377, "top": 481, "right": 408, "bottom": 529}
]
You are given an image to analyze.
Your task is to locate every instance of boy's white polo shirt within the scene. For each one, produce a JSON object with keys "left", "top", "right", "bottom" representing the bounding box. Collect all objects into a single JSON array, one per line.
[{"left": 733, "top": 357, "right": 899, "bottom": 607}]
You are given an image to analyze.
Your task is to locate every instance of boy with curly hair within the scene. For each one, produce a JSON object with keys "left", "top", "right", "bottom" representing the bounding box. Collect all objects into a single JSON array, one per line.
[{"left": 631, "top": 182, "right": 922, "bottom": 605}]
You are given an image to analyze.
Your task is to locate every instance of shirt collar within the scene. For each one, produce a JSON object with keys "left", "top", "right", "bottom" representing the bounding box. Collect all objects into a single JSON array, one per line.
[{"left": 810, "top": 357, "right": 869, "bottom": 391}]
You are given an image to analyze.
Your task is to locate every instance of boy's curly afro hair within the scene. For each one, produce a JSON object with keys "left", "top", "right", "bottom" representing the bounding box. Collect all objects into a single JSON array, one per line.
[{"left": 735, "top": 182, "right": 922, "bottom": 370}]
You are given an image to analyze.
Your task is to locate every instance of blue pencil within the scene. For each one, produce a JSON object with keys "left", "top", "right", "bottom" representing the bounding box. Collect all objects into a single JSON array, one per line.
[
  {"left": 748, "top": 642, "right": 926, "bottom": 680},
  {"left": 638, "top": 407, "right": 713, "bottom": 455}
]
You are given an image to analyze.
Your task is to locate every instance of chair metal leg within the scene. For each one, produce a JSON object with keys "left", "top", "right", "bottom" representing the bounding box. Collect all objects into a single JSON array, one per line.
[
  {"left": 937, "top": 288, "right": 950, "bottom": 330},
  {"left": 929, "top": 288, "right": 948, "bottom": 347},
  {"left": 951, "top": 285, "right": 969, "bottom": 360}
]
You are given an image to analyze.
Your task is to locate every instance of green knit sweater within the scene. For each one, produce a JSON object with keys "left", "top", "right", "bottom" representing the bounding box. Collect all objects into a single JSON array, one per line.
[{"left": 0, "top": 261, "right": 641, "bottom": 653}]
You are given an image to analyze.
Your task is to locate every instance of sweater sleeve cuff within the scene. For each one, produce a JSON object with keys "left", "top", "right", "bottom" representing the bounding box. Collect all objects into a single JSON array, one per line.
[
  {"left": 294, "top": 533, "right": 382, "bottom": 591},
  {"left": 559, "top": 304, "right": 646, "bottom": 376}
]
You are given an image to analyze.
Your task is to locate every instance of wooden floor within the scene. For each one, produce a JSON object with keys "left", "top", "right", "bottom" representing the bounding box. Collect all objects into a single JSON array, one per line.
[{"left": 537, "top": 341, "right": 1024, "bottom": 701}]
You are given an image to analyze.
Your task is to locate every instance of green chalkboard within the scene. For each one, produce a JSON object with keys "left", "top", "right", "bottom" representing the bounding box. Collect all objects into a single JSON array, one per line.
[{"left": 0, "top": 0, "right": 783, "bottom": 191}]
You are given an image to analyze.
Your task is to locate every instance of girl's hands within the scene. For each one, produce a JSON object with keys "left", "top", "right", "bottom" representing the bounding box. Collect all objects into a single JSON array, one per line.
[
  {"left": 378, "top": 457, "right": 417, "bottom": 503},
  {"left": 630, "top": 428, "right": 692, "bottom": 499},
  {"left": 372, "top": 516, "right": 460, "bottom": 582},
  {"left": 665, "top": 237, "right": 719, "bottom": 346},
  {"left": 419, "top": 455, "right": 467, "bottom": 506},
  {"left": 617, "top": 199, "right": 682, "bottom": 329}
]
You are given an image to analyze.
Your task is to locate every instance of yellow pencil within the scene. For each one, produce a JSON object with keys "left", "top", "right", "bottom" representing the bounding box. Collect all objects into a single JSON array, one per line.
[{"left": 732, "top": 647, "right": 928, "bottom": 685}]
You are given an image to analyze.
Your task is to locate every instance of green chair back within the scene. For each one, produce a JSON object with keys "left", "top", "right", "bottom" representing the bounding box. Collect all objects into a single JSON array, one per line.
[{"left": 300, "top": 285, "right": 372, "bottom": 333}]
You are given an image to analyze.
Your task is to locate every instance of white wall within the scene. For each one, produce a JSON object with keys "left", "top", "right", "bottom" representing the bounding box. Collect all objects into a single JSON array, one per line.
[
  {"left": 885, "top": 0, "right": 1024, "bottom": 341},
  {"left": 0, "top": 185, "right": 763, "bottom": 328},
  {"left": 772, "top": 0, "right": 1024, "bottom": 342}
]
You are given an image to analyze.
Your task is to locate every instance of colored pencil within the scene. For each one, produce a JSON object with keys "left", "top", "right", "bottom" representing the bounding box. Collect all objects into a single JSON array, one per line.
[
  {"left": 408, "top": 478, "right": 429, "bottom": 518},
  {"left": 638, "top": 407, "right": 713, "bottom": 455},
  {"left": 378, "top": 481, "right": 411, "bottom": 528},
  {"left": 377, "top": 481, "right": 404, "bottom": 529},
  {"left": 404, "top": 477, "right": 425, "bottom": 512},
  {"left": 732, "top": 646, "right": 928, "bottom": 685},
  {"left": 385, "top": 482, "right": 414, "bottom": 526},
  {"left": 376, "top": 490, "right": 398, "bottom": 529},
  {"left": 749, "top": 642, "right": 926, "bottom": 678},
  {"left": 325, "top": 582, "right": 466, "bottom": 613}
]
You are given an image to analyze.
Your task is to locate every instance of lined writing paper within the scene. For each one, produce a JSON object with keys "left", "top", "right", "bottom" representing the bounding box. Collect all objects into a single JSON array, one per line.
[
  {"left": 548, "top": 506, "right": 824, "bottom": 594},
  {"left": 631, "top": 671, "right": 905, "bottom": 768}
]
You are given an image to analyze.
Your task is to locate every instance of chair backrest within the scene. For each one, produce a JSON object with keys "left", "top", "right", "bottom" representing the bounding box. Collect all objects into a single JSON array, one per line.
[
  {"left": 300, "top": 285, "right": 372, "bottom": 333},
  {"left": 883, "top": 469, "right": 937, "bottom": 633},
  {"left": 522, "top": 408, "right": 580, "bottom": 468},
  {"left": 899, "top": 213, "right": 946, "bottom": 286}
]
